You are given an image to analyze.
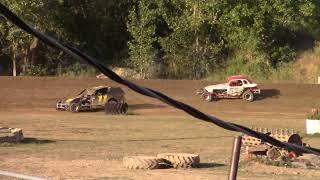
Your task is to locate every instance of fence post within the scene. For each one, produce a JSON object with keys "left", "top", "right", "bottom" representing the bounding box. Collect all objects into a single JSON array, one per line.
[{"left": 228, "top": 136, "right": 242, "bottom": 180}]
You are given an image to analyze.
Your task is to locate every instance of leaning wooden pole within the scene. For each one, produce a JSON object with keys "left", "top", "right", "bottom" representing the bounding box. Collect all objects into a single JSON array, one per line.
[{"left": 229, "top": 136, "right": 242, "bottom": 180}]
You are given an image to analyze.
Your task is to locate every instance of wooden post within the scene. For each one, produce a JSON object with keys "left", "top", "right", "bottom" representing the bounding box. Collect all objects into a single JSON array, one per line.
[{"left": 229, "top": 136, "right": 242, "bottom": 180}]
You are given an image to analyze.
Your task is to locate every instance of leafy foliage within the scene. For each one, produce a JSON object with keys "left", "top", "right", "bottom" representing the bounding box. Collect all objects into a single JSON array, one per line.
[
  {"left": 1, "top": 1, "right": 320, "bottom": 79},
  {"left": 308, "top": 109, "right": 320, "bottom": 120},
  {"left": 0, "top": 0, "right": 131, "bottom": 76},
  {"left": 127, "top": 0, "right": 320, "bottom": 79}
]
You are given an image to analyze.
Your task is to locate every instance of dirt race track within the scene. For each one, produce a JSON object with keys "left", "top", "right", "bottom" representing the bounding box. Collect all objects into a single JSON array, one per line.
[{"left": 1, "top": 76, "right": 320, "bottom": 180}]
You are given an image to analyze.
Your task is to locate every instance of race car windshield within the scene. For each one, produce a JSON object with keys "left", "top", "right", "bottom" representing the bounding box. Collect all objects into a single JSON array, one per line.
[
  {"left": 78, "top": 89, "right": 87, "bottom": 95},
  {"left": 246, "top": 79, "right": 253, "bottom": 84},
  {"left": 78, "top": 89, "right": 94, "bottom": 96}
]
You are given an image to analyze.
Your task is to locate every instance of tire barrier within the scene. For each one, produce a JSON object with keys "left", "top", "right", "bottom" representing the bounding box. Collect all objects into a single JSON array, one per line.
[
  {"left": 1, "top": 3, "right": 319, "bottom": 155},
  {"left": 123, "top": 154, "right": 200, "bottom": 170},
  {"left": 157, "top": 153, "right": 200, "bottom": 168},
  {"left": 242, "top": 128, "right": 304, "bottom": 159},
  {"left": 0, "top": 127, "right": 24, "bottom": 144},
  {"left": 105, "top": 102, "right": 128, "bottom": 115},
  {"left": 123, "top": 156, "right": 171, "bottom": 170}
]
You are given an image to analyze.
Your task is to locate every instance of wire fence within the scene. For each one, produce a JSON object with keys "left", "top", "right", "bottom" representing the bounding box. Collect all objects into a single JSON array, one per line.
[{"left": 0, "top": 3, "right": 319, "bottom": 157}]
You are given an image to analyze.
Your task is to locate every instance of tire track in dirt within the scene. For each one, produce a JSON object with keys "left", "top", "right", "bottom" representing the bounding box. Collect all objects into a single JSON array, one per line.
[{"left": 0, "top": 77, "right": 319, "bottom": 116}]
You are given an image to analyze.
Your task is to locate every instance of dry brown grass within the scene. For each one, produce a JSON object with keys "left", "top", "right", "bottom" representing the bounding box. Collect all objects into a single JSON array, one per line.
[
  {"left": 0, "top": 110, "right": 319, "bottom": 180},
  {"left": 293, "top": 42, "right": 320, "bottom": 83}
]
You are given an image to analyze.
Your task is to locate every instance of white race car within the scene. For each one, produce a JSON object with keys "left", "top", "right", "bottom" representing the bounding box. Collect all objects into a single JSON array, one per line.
[{"left": 197, "top": 75, "right": 261, "bottom": 102}]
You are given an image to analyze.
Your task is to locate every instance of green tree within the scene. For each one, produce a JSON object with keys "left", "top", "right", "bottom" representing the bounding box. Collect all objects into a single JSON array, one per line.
[
  {"left": 1, "top": 0, "right": 132, "bottom": 76},
  {"left": 127, "top": 0, "right": 158, "bottom": 79},
  {"left": 159, "top": 0, "right": 227, "bottom": 79},
  {"left": 0, "top": 0, "right": 43, "bottom": 76},
  {"left": 128, "top": 0, "right": 227, "bottom": 79}
]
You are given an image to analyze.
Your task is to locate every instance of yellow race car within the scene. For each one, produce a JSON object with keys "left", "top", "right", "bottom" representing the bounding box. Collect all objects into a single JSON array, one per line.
[{"left": 56, "top": 86, "right": 127, "bottom": 113}]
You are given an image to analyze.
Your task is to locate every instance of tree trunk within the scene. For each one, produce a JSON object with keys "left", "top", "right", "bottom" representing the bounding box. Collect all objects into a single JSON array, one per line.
[
  {"left": 193, "top": 3, "right": 199, "bottom": 79},
  {"left": 22, "top": 49, "right": 29, "bottom": 73},
  {"left": 193, "top": 3, "right": 199, "bottom": 53},
  {"left": 12, "top": 53, "right": 16, "bottom": 77},
  {"left": 30, "top": 37, "right": 38, "bottom": 65}
]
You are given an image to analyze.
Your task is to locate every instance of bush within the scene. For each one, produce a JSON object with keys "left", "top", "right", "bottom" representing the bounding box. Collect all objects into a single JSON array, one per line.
[
  {"left": 208, "top": 51, "right": 297, "bottom": 82},
  {"left": 20, "top": 64, "right": 48, "bottom": 76},
  {"left": 307, "top": 108, "right": 320, "bottom": 120},
  {"left": 57, "top": 63, "right": 97, "bottom": 78},
  {"left": 252, "top": 156, "right": 292, "bottom": 168},
  {"left": 208, "top": 52, "right": 271, "bottom": 81}
]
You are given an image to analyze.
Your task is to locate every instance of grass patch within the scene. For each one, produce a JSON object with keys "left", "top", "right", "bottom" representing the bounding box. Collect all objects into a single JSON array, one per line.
[
  {"left": 301, "top": 133, "right": 320, "bottom": 138},
  {"left": 208, "top": 53, "right": 294, "bottom": 82},
  {"left": 251, "top": 156, "right": 293, "bottom": 168},
  {"left": 0, "top": 143, "right": 14, "bottom": 147}
]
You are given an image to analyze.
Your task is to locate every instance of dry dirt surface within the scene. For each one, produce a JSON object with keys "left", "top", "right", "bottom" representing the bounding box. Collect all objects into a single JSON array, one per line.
[{"left": 0, "top": 76, "right": 320, "bottom": 180}]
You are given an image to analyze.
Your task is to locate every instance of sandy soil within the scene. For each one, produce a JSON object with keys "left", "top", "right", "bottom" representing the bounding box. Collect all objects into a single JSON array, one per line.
[{"left": 0, "top": 77, "right": 320, "bottom": 180}]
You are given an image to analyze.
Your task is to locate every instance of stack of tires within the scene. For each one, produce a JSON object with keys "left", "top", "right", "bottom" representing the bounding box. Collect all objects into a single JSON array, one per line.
[
  {"left": 105, "top": 102, "right": 128, "bottom": 115},
  {"left": 123, "top": 153, "right": 200, "bottom": 170},
  {"left": 0, "top": 127, "right": 24, "bottom": 143}
]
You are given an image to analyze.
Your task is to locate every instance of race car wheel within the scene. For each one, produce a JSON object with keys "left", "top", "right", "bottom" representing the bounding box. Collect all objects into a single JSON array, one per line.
[
  {"left": 70, "top": 103, "right": 81, "bottom": 113},
  {"left": 196, "top": 88, "right": 205, "bottom": 95},
  {"left": 242, "top": 90, "right": 254, "bottom": 102},
  {"left": 105, "top": 102, "right": 128, "bottom": 115},
  {"left": 56, "top": 106, "right": 62, "bottom": 111},
  {"left": 56, "top": 101, "right": 63, "bottom": 111},
  {"left": 121, "top": 103, "right": 129, "bottom": 114},
  {"left": 202, "top": 93, "right": 212, "bottom": 102},
  {"left": 108, "top": 98, "right": 118, "bottom": 103}
]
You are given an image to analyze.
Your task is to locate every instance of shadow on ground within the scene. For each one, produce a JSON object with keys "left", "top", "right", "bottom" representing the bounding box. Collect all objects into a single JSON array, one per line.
[
  {"left": 256, "top": 89, "right": 280, "bottom": 100},
  {"left": 195, "top": 163, "right": 226, "bottom": 169},
  {"left": 21, "top": 138, "right": 56, "bottom": 144},
  {"left": 129, "top": 103, "right": 166, "bottom": 110}
]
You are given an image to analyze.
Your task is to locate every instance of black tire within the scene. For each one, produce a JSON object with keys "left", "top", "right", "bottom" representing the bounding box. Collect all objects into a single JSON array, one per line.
[
  {"left": 117, "top": 103, "right": 123, "bottom": 114},
  {"left": 69, "top": 103, "right": 81, "bottom": 113},
  {"left": 121, "top": 103, "right": 128, "bottom": 114},
  {"left": 108, "top": 98, "right": 118, "bottom": 103},
  {"left": 105, "top": 102, "right": 128, "bottom": 115},
  {"left": 242, "top": 90, "right": 254, "bottom": 102},
  {"left": 157, "top": 153, "right": 200, "bottom": 168},
  {"left": 56, "top": 107, "right": 64, "bottom": 111},
  {"left": 105, "top": 101, "right": 117, "bottom": 114},
  {"left": 202, "top": 93, "right": 212, "bottom": 102}
]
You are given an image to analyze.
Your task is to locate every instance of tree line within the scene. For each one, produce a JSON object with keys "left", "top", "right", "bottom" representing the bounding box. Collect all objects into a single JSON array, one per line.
[{"left": 0, "top": 0, "right": 319, "bottom": 79}]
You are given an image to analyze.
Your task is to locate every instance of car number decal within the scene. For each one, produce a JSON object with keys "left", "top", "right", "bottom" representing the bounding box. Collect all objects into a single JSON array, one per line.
[{"left": 98, "top": 95, "right": 108, "bottom": 103}]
